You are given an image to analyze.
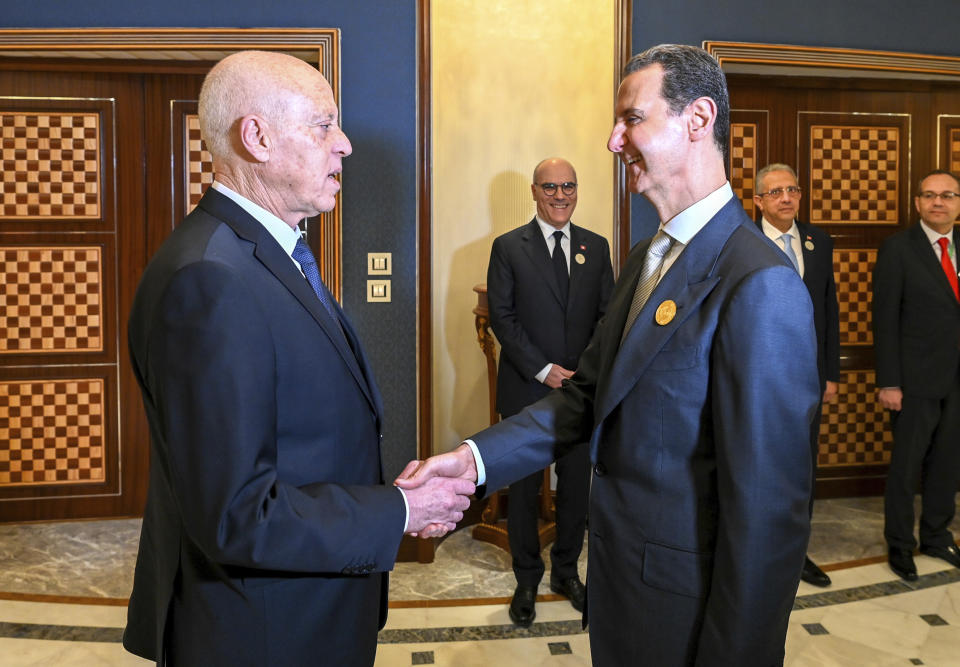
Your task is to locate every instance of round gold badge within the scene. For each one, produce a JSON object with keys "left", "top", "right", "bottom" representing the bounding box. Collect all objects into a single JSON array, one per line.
[
  {"left": 575, "top": 253, "right": 586, "bottom": 265},
  {"left": 655, "top": 300, "right": 677, "bottom": 326},
  {"left": 804, "top": 240, "right": 814, "bottom": 251}
]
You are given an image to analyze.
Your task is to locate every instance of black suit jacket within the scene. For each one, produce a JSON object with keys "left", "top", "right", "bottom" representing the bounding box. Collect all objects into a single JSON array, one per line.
[
  {"left": 487, "top": 218, "right": 614, "bottom": 417},
  {"left": 873, "top": 222, "right": 960, "bottom": 398},
  {"left": 123, "top": 189, "right": 405, "bottom": 666},
  {"left": 473, "top": 197, "right": 819, "bottom": 665},
  {"left": 757, "top": 220, "right": 840, "bottom": 388}
]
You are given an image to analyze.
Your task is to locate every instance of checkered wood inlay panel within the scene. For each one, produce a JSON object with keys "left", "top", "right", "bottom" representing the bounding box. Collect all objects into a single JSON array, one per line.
[
  {"left": 951, "top": 129, "right": 960, "bottom": 175},
  {"left": 0, "top": 112, "right": 100, "bottom": 219},
  {"left": 810, "top": 126, "right": 899, "bottom": 223},
  {"left": 834, "top": 248, "right": 874, "bottom": 346},
  {"left": 818, "top": 370, "right": 891, "bottom": 467},
  {"left": 730, "top": 123, "right": 757, "bottom": 219},
  {"left": 0, "top": 378, "right": 105, "bottom": 486},
  {"left": 0, "top": 246, "right": 103, "bottom": 353},
  {"left": 185, "top": 114, "right": 214, "bottom": 214}
]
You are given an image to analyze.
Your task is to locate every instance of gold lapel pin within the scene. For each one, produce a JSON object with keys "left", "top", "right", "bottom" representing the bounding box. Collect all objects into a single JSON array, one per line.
[
  {"left": 655, "top": 299, "right": 677, "bottom": 326},
  {"left": 804, "top": 240, "right": 815, "bottom": 251},
  {"left": 574, "top": 253, "right": 586, "bottom": 265}
]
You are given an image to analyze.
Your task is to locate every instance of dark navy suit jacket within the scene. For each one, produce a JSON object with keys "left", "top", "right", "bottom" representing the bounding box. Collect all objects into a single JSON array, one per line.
[
  {"left": 123, "top": 188, "right": 405, "bottom": 666},
  {"left": 471, "top": 196, "right": 819, "bottom": 666},
  {"left": 487, "top": 218, "right": 613, "bottom": 417},
  {"left": 874, "top": 222, "right": 960, "bottom": 398}
]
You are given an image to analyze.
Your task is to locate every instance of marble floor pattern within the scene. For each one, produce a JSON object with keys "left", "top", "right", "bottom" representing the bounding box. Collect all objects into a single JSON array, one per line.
[{"left": 0, "top": 496, "right": 959, "bottom": 665}]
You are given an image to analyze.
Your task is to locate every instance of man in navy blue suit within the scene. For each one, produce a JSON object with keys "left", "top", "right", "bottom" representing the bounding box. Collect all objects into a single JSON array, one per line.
[
  {"left": 122, "top": 51, "right": 473, "bottom": 666},
  {"left": 487, "top": 157, "right": 613, "bottom": 625},
  {"left": 400, "top": 44, "right": 819, "bottom": 665},
  {"left": 754, "top": 162, "right": 840, "bottom": 588}
]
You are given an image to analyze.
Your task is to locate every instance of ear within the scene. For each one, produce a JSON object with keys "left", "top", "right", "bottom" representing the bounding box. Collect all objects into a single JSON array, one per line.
[
  {"left": 753, "top": 194, "right": 764, "bottom": 211},
  {"left": 531, "top": 183, "right": 537, "bottom": 200},
  {"left": 238, "top": 114, "right": 272, "bottom": 162},
  {"left": 686, "top": 96, "right": 717, "bottom": 142}
]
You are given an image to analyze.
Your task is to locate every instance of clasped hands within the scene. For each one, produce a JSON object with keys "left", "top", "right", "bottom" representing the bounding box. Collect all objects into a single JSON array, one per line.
[{"left": 395, "top": 443, "right": 479, "bottom": 539}]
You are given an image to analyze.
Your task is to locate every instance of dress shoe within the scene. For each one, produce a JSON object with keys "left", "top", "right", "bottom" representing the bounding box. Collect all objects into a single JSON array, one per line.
[
  {"left": 508, "top": 585, "right": 537, "bottom": 627},
  {"left": 550, "top": 575, "right": 586, "bottom": 612},
  {"left": 800, "top": 556, "right": 831, "bottom": 587},
  {"left": 919, "top": 543, "right": 960, "bottom": 568},
  {"left": 888, "top": 546, "right": 918, "bottom": 581}
]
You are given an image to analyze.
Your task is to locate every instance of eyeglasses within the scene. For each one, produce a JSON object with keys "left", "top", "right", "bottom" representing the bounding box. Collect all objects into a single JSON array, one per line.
[
  {"left": 538, "top": 182, "right": 577, "bottom": 196},
  {"left": 918, "top": 191, "right": 960, "bottom": 201},
  {"left": 757, "top": 186, "right": 802, "bottom": 198}
]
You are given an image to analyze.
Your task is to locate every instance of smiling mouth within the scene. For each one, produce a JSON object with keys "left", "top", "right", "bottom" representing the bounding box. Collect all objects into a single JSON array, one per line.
[{"left": 625, "top": 155, "right": 641, "bottom": 166}]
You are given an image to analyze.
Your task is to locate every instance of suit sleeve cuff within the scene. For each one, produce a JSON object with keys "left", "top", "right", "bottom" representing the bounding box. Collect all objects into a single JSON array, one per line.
[
  {"left": 535, "top": 363, "right": 552, "bottom": 384},
  {"left": 463, "top": 440, "right": 486, "bottom": 486}
]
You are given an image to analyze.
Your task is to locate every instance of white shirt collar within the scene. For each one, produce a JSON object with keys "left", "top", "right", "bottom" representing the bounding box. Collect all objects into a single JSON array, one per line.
[
  {"left": 535, "top": 216, "right": 571, "bottom": 242},
  {"left": 919, "top": 219, "right": 955, "bottom": 245},
  {"left": 211, "top": 181, "right": 303, "bottom": 258},
  {"left": 660, "top": 182, "right": 734, "bottom": 245},
  {"left": 760, "top": 217, "right": 799, "bottom": 241}
]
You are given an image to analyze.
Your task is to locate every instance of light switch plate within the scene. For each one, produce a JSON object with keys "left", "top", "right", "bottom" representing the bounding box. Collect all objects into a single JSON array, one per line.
[
  {"left": 367, "top": 252, "right": 392, "bottom": 275},
  {"left": 367, "top": 279, "right": 391, "bottom": 302}
]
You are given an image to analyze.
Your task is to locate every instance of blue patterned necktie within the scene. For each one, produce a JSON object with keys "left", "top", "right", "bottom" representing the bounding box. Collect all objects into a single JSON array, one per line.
[
  {"left": 621, "top": 230, "right": 675, "bottom": 343},
  {"left": 779, "top": 233, "right": 800, "bottom": 273},
  {"left": 552, "top": 229, "right": 569, "bottom": 305},
  {"left": 292, "top": 238, "right": 340, "bottom": 323}
]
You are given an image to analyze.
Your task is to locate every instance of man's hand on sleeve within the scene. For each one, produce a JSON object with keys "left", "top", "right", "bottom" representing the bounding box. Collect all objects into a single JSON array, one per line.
[
  {"left": 543, "top": 364, "right": 574, "bottom": 389},
  {"left": 822, "top": 380, "right": 839, "bottom": 404}
]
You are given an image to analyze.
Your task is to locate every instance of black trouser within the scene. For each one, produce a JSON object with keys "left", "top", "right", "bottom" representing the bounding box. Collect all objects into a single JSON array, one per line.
[
  {"left": 508, "top": 441, "right": 591, "bottom": 587},
  {"left": 884, "top": 372, "right": 960, "bottom": 550}
]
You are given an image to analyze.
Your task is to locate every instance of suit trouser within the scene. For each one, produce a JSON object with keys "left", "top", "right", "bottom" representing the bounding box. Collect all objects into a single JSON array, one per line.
[
  {"left": 808, "top": 398, "right": 824, "bottom": 519},
  {"left": 884, "top": 370, "right": 960, "bottom": 550},
  {"left": 507, "top": 440, "right": 590, "bottom": 587}
]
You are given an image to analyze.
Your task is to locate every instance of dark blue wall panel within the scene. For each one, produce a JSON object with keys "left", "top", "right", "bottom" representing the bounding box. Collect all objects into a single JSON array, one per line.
[{"left": 1, "top": 1, "right": 419, "bottom": 476}]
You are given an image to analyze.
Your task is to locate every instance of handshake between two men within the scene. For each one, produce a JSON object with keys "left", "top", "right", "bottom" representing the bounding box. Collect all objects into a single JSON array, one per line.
[{"left": 398, "top": 444, "right": 478, "bottom": 538}]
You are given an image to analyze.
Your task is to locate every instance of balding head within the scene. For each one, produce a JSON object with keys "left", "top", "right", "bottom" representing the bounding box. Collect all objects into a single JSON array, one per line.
[
  {"left": 531, "top": 157, "right": 578, "bottom": 229},
  {"left": 197, "top": 50, "right": 352, "bottom": 226},
  {"left": 199, "top": 50, "right": 322, "bottom": 160}
]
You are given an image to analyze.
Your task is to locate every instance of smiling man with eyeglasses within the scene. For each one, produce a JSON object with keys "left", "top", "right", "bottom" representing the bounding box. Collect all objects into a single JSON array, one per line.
[
  {"left": 485, "top": 157, "right": 613, "bottom": 627},
  {"left": 874, "top": 168, "right": 960, "bottom": 582}
]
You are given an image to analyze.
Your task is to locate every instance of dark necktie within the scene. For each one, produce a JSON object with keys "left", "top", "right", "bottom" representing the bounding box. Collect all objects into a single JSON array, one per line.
[
  {"left": 552, "top": 230, "right": 569, "bottom": 305},
  {"left": 292, "top": 238, "right": 342, "bottom": 323},
  {"left": 937, "top": 237, "right": 959, "bottom": 302}
]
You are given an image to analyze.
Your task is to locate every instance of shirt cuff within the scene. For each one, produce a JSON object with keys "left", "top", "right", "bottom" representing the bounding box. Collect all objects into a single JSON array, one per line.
[
  {"left": 397, "top": 486, "right": 410, "bottom": 533},
  {"left": 463, "top": 439, "right": 486, "bottom": 486},
  {"left": 535, "top": 363, "right": 553, "bottom": 384}
]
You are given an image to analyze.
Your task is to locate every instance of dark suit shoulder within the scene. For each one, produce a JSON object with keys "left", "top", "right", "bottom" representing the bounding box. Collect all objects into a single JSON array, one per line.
[
  {"left": 493, "top": 218, "right": 539, "bottom": 245},
  {"left": 795, "top": 220, "right": 833, "bottom": 245}
]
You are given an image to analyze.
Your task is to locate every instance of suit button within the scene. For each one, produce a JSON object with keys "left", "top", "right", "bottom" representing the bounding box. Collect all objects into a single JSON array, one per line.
[{"left": 594, "top": 462, "right": 606, "bottom": 477}]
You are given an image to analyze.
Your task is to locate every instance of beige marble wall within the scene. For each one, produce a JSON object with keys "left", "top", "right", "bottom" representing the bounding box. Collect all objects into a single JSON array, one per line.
[{"left": 431, "top": 0, "right": 616, "bottom": 453}]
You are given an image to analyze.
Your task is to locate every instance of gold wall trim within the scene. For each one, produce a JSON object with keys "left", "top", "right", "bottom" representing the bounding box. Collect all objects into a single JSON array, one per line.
[{"left": 704, "top": 41, "right": 960, "bottom": 78}]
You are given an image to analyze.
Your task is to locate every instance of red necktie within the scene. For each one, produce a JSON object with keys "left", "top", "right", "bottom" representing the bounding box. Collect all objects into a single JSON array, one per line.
[{"left": 937, "top": 237, "right": 959, "bottom": 302}]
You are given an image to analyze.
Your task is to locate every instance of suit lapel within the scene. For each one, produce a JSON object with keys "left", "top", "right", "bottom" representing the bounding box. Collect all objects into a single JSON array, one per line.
[
  {"left": 197, "top": 190, "right": 379, "bottom": 416},
  {"left": 567, "top": 224, "right": 589, "bottom": 307},
  {"left": 594, "top": 199, "right": 740, "bottom": 423},
  {"left": 520, "top": 218, "right": 566, "bottom": 307},
  {"left": 796, "top": 220, "right": 817, "bottom": 289},
  {"left": 908, "top": 223, "right": 959, "bottom": 304}
]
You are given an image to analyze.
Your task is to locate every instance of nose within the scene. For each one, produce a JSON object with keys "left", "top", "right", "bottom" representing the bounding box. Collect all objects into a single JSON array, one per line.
[
  {"left": 607, "top": 123, "right": 624, "bottom": 153},
  {"left": 333, "top": 126, "right": 352, "bottom": 157}
]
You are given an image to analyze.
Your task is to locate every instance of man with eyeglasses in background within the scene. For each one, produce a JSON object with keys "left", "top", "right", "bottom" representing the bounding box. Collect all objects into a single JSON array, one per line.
[
  {"left": 874, "top": 169, "right": 960, "bottom": 581},
  {"left": 753, "top": 163, "right": 839, "bottom": 589},
  {"left": 485, "top": 157, "right": 613, "bottom": 626}
]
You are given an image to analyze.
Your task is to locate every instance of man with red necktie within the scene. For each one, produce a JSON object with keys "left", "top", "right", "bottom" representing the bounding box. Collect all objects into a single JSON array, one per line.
[{"left": 874, "top": 169, "right": 960, "bottom": 581}]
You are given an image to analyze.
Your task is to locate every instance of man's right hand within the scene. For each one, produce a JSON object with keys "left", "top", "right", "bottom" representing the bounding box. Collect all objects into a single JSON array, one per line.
[
  {"left": 543, "top": 364, "right": 574, "bottom": 389},
  {"left": 396, "top": 444, "right": 479, "bottom": 538},
  {"left": 402, "top": 474, "right": 475, "bottom": 538},
  {"left": 878, "top": 386, "right": 902, "bottom": 411}
]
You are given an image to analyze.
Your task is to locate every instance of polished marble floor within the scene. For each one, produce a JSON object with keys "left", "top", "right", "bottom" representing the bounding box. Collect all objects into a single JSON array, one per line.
[{"left": 1, "top": 496, "right": 959, "bottom": 665}]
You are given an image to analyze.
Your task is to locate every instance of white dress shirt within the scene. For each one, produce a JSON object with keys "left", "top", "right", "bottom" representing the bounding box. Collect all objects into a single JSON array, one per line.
[{"left": 760, "top": 217, "right": 805, "bottom": 277}]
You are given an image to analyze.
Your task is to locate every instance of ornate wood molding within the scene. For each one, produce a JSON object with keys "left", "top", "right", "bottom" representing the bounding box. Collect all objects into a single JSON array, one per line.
[{"left": 704, "top": 41, "right": 960, "bottom": 78}]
